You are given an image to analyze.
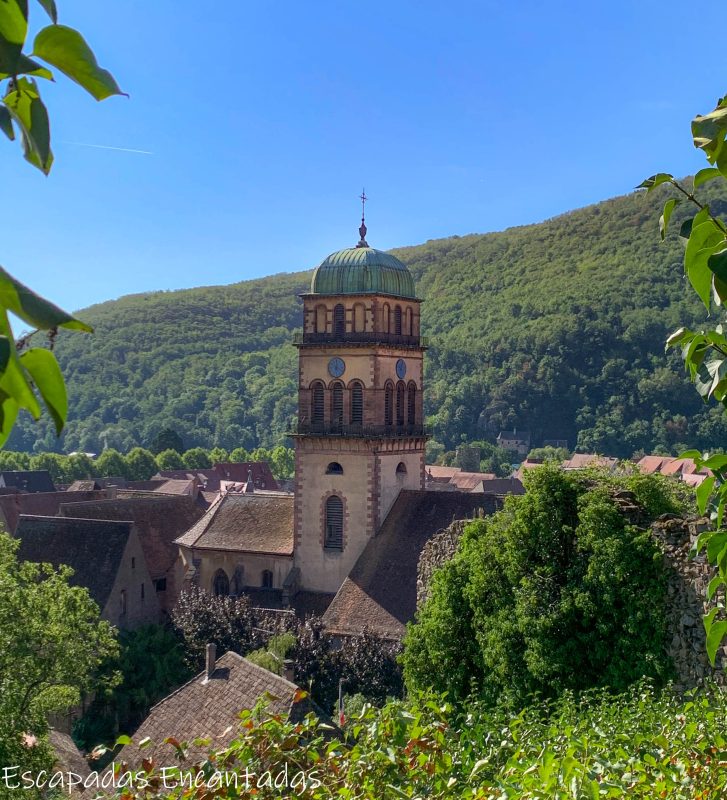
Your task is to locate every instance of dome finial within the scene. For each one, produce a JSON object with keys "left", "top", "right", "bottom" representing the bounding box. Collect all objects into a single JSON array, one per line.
[{"left": 356, "top": 188, "right": 368, "bottom": 248}]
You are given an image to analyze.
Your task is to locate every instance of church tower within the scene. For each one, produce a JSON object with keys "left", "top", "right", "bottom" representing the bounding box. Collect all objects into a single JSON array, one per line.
[{"left": 292, "top": 205, "right": 426, "bottom": 594}]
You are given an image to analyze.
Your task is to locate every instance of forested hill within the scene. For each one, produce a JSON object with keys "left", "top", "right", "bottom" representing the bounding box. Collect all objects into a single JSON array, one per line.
[{"left": 12, "top": 183, "right": 727, "bottom": 458}]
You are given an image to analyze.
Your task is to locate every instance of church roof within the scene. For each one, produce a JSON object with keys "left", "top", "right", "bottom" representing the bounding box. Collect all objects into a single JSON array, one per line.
[
  {"left": 310, "top": 247, "right": 416, "bottom": 299},
  {"left": 322, "top": 490, "right": 501, "bottom": 640}
]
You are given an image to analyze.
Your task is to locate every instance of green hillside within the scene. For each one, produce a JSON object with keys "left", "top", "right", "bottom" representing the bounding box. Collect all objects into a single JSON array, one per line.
[{"left": 12, "top": 183, "right": 727, "bottom": 458}]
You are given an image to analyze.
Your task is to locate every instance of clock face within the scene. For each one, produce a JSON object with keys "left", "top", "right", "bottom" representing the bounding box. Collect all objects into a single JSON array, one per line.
[
  {"left": 328, "top": 357, "right": 345, "bottom": 378},
  {"left": 396, "top": 358, "right": 407, "bottom": 379}
]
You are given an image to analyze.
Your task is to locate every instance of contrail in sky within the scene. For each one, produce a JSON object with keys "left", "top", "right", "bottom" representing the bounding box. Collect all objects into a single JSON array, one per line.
[{"left": 63, "top": 141, "right": 153, "bottom": 155}]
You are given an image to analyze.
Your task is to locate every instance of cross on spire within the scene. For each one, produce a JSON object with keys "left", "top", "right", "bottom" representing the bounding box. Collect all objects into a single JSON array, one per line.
[{"left": 357, "top": 187, "right": 369, "bottom": 248}]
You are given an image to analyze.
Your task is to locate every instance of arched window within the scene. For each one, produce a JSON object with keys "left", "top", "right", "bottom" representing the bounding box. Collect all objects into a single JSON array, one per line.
[
  {"left": 333, "top": 304, "right": 345, "bottom": 338},
  {"left": 315, "top": 304, "right": 327, "bottom": 334},
  {"left": 396, "top": 462, "right": 407, "bottom": 476},
  {"left": 407, "top": 381, "right": 417, "bottom": 426},
  {"left": 350, "top": 381, "right": 363, "bottom": 426},
  {"left": 261, "top": 570, "right": 273, "bottom": 589},
  {"left": 394, "top": 305, "right": 402, "bottom": 336},
  {"left": 353, "top": 303, "right": 365, "bottom": 333},
  {"left": 311, "top": 381, "right": 325, "bottom": 428},
  {"left": 232, "top": 567, "right": 244, "bottom": 596},
  {"left": 396, "top": 381, "right": 405, "bottom": 426},
  {"left": 331, "top": 381, "right": 344, "bottom": 427},
  {"left": 213, "top": 569, "right": 229, "bottom": 597},
  {"left": 382, "top": 303, "right": 390, "bottom": 334},
  {"left": 326, "top": 462, "right": 344, "bottom": 475},
  {"left": 325, "top": 495, "right": 344, "bottom": 550},
  {"left": 384, "top": 381, "right": 394, "bottom": 427},
  {"left": 404, "top": 307, "right": 412, "bottom": 336}
]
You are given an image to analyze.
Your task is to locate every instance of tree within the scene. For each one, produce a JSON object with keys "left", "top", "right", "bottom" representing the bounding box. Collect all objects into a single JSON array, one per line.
[
  {"left": 208, "top": 446, "right": 228, "bottom": 465},
  {"left": 149, "top": 428, "right": 184, "bottom": 455},
  {"left": 182, "top": 447, "right": 211, "bottom": 470},
  {"left": 0, "top": 532, "right": 118, "bottom": 779},
  {"left": 28, "top": 451, "right": 68, "bottom": 482},
  {"left": 155, "top": 448, "right": 185, "bottom": 471},
  {"left": 527, "top": 445, "right": 570, "bottom": 463},
  {"left": 67, "top": 451, "right": 94, "bottom": 480},
  {"left": 229, "top": 446, "right": 250, "bottom": 462},
  {"left": 402, "top": 466, "right": 677, "bottom": 706},
  {"left": 269, "top": 445, "right": 294, "bottom": 478},
  {"left": 94, "top": 447, "right": 128, "bottom": 478},
  {"left": 125, "top": 446, "right": 158, "bottom": 481},
  {"left": 0, "top": 0, "right": 122, "bottom": 448},
  {"left": 640, "top": 94, "right": 727, "bottom": 662}
]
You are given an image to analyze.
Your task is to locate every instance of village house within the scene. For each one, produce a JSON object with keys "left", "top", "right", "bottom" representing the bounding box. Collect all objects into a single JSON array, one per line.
[{"left": 496, "top": 429, "right": 531, "bottom": 456}]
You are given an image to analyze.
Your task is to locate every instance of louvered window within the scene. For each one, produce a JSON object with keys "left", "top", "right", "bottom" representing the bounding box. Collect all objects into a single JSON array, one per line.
[
  {"left": 351, "top": 382, "right": 363, "bottom": 425},
  {"left": 312, "top": 382, "right": 324, "bottom": 426},
  {"left": 396, "top": 382, "right": 405, "bottom": 426},
  {"left": 333, "top": 304, "right": 345, "bottom": 337},
  {"left": 331, "top": 383, "right": 344, "bottom": 427},
  {"left": 385, "top": 383, "right": 393, "bottom": 427},
  {"left": 407, "top": 382, "right": 416, "bottom": 426},
  {"left": 394, "top": 306, "right": 402, "bottom": 335},
  {"left": 325, "top": 496, "right": 344, "bottom": 549}
]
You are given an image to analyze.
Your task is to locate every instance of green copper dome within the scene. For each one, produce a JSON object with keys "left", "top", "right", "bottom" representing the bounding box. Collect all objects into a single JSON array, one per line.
[{"left": 310, "top": 247, "right": 416, "bottom": 299}]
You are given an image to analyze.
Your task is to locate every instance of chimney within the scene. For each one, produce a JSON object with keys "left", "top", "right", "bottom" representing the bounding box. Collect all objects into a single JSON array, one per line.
[
  {"left": 106, "top": 486, "right": 117, "bottom": 500},
  {"left": 205, "top": 643, "right": 216, "bottom": 679},
  {"left": 282, "top": 658, "right": 295, "bottom": 683}
]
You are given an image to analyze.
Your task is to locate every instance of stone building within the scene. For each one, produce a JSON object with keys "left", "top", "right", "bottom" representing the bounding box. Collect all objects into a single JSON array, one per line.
[{"left": 291, "top": 220, "right": 427, "bottom": 594}]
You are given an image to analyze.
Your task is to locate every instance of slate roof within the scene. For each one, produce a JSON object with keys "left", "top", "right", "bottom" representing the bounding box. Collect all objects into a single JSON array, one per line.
[
  {"left": 118, "top": 651, "right": 322, "bottom": 767},
  {"left": 14, "top": 516, "right": 132, "bottom": 610},
  {"left": 59, "top": 495, "right": 204, "bottom": 582},
  {"left": 176, "top": 492, "right": 294, "bottom": 555},
  {"left": 322, "top": 490, "right": 500, "bottom": 640},
  {"left": 0, "top": 470, "right": 55, "bottom": 493},
  {"left": 479, "top": 477, "right": 525, "bottom": 495},
  {"left": 0, "top": 489, "right": 108, "bottom": 534}
]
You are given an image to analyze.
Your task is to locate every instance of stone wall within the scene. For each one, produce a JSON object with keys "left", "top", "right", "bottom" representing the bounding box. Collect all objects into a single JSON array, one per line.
[{"left": 416, "top": 495, "right": 726, "bottom": 688}]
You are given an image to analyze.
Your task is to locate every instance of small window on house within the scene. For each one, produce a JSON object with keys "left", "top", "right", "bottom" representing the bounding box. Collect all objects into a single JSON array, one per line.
[
  {"left": 141, "top": 583, "right": 145, "bottom": 601},
  {"left": 325, "top": 495, "right": 344, "bottom": 550},
  {"left": 326, "top": 462, "right": 344, "bottom": 475},
  {"left": 131, "top": 557, "right": 135, "bottom": 569},
  {"left": 261, "top": 570, "right": 273, "bottom": 589},
  {"left": 154, "top": 578, "right": 167, "bottom": 592},
  {"left": 396, "top": 462, "right": 407, "bottom": 476},
  {"left": 213, "top": 569, "right": 230, "bottom": 597},
  {"left": 120, "top": 590, "right": 127, "bottom": 616}
]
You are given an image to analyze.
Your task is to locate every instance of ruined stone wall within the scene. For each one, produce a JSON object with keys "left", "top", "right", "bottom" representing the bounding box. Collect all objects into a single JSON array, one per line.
[{"left": 416, "top": 498, "right": 726, "bottom": 689}]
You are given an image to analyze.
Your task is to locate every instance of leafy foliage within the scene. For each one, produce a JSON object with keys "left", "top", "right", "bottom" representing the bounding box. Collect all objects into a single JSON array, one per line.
[
  {"left": 108, "top": 683, "right": 727, "bottom": 799},
  {"left": 16, "top": 184, "right": 727, "bottom": 456},
  {"left": 402, "top": 466, "right": 678, "bottom": 706}
]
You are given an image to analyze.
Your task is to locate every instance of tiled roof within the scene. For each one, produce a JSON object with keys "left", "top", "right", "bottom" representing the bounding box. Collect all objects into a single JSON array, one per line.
[
  {"left": 450, "top": 471, "right": 497, "bottom": 490},
  {"left": 0, "top": 489, "right": 108, "bottom": 534},
  {"left": 425, "top": 465, "right": 462, "bottom": 481},
  {"left": 118, "top": 651, "right": 322, "bottom": 768},
  {"left": 562, "top": 454, "right": 617, "bottom": 470},
  {"left": 323, "top": 490, "right": 500, "bottom": 640},
  {"left": 67, "top": 480, "right": 101, "bottom": 491},
  {"left": 15, "top": 516, "right": 132, "bottom": 610},
  {"left": 49, "top": 730, "right": 90, "bottom": 795},
  {"left": 155, "top": 462, "right": 278, "bottom": 493},
  {"left": 479, "top": 477, "right": 525, "bottom": 495},
  {"left": 59, "top": 495, "right": 204, "bottom": 582},
  {"left": 175, "top": 492, "right": 294, "bottom": 555},
  {"left": 661, "top": 458, "right": 697, "bottom": 476},
  {"left": 636, "top": 455, "right": 675, "bottom": 474},
  {"left": 0, "top": 470, "right": 55, "bottom": 493}
]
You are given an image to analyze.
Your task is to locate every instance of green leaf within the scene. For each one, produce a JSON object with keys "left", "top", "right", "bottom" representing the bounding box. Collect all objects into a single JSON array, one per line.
[
  {"left": 0, "top": 393, "right": 19, "bottom": 449},
  {"left": 0, "top": 266, "right": 92, "bottom": 332},
  {"left": 0, "top": 104, "right": 13, "bottom": 140},
  {"left": 704, "top": 609, "right": 727, "bottom": 666},
  {"left": 702, "top": 454, "right": 727, "bottom": 471},
  {"left": 693, "top": 105, "right": 727, "bottom": 160},
  {"left": 659, "top": 198, "right": 679, "bottom": 240},
  {"left": 666, "top": 327, "right": 693, "bottom": 349},
  {"left": 19, "top": 348, "right": 67, "bottom": 434},
  {"left": 3, "top": 77, "right": 52, "bottom": 173},
  {"left": 706, "top": 531, "right": 727, "bottom": 563},
  {"left": 0, "top": 53, "right": 53, "bottom": 80},
  {"left": 697, "top": 475, "right": 716, "bottom": 515},
  {"left": 684, "top": 208, "right": 725, "bottom": 308},
  {"left": 33, "top": 24, "right": 125, "bottom": 101},
  {"left": 637, "top": 173, "right": 673, "bottom": 191},
  {"left": 0, "top": 0, "right": 27, "bottom": 75},
  {"left": 34, "top": 0, "right": 56, "bottom": 23},
  {"left": 114, "top": 734, "right": 132, "bottom": 747},
  {"left": 0, "top": 337, "right": 10, "bottom": 375},
  {"left": 677, "top": 449, "right": 703, "bottom": 460},
  {"left": 694, "top": 167, "right": 721, "bottom": 188},
  {"left": 707, "top": 574, "right": 724, "bottom": 602},
  {"left": 708, "top": 248, "right": 727, "bottom": 282}
]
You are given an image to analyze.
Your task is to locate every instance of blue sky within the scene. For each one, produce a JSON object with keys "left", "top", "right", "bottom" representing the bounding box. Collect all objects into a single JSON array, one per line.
[{"left": 2, "top": 0, "right": 721, "bottom": 312}]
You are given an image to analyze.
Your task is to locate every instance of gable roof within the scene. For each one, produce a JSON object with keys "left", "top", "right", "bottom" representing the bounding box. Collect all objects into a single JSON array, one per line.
[
  {"left": 636, "top": 455, "right": 675, "bottom": 474},
  {"left": 175, "top": 492, "right": 294, "bottom": 555},
  {"left": 14, "top": 516, "right": 132, "bottom": 610},
  {"left": 0, "top": 470, "right": 55, "bottom": 493},
  {"left": 479, "top": 477, "right": 525, "bottom": 495},
  {"left": 155, "top": 462, "right": 278, "bottom": 493},
  {"left": 449, "top": 471, "right": 497, "bottom": 490},
  {"left": 562, "top": 453, "right": 618, "bottom": 470},
  {"left": 425, "top": 465, "right": 462, "bottom": 481},
  {"left": 118, "top": 651, "right": 322, "bottom": 767},
  {"left": 0, "top": 489, "right": 109, "bottom": 535},
  {"left": 67, "top": 480, "right": 101, "bottom": 492},
  {"left": 322, "top": 490, "right": 500, "bottom": 640},
  {"left": 59, "top": 494, "right": 204, "bottom": 581}
]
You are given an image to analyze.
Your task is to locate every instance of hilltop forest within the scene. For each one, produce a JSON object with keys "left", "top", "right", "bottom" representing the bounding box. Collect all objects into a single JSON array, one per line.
[{"left": 11, "top": 182, "right": 727, "bottom": 458}]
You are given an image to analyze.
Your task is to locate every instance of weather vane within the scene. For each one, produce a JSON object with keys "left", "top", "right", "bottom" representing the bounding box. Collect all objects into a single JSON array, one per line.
[{"left": 357, "top": 187, "right": 369, "bottom": 248}]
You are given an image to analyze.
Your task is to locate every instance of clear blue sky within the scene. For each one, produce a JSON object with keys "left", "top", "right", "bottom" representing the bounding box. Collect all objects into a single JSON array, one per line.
[{"left": 2, "top": 0, "right": 721, "bottom": 312}]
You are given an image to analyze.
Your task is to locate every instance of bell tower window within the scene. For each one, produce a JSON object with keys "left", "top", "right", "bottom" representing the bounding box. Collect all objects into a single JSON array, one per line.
[
  {"left": 394, "top": 305, "right": 402, "bottom": 336},
  {"left": 382, "top": 303, "right": 390, "bottom": 334},
  {"left": 324, "top": 495, "right": 344, "bottom": 550},
  {"left": 384, "top": 381, "right": 394, "bottom": 427},
  {"left": 350, "top": 382, "right": 363, "bottom": 426},
  {"left": 331, "top": 382, "right": 344, "bottom": 427},
  {"left": 333, "top": 304, "right": 345, "bottom": 338},
  {"left": 315, "top": 304, "right": 327, "bottom": 333},
  {"left": 407, "top": 381, "right": 417, "bottom": 426},
  {"left": 396, "top": 381, "right": 405, "bottom": 427},
  {"left": 311, "top": 381, "right": 325, "bottom": 428}
]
